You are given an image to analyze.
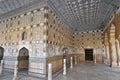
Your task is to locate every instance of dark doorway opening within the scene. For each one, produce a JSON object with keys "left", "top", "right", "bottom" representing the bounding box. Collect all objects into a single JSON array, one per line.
[
  {"left": 18, "top": 47, "right": 29, "bottom": 74},
  {"left": 85, "top": 49, "right": 93, "bottom": 61}
]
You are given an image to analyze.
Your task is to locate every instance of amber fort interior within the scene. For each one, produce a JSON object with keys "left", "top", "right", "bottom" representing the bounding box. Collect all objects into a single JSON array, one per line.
[{"left": 0, "top": 0, "right": 120, "bottom": 80}]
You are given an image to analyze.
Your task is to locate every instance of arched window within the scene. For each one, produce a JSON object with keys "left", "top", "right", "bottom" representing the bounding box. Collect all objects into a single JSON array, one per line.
[{"left": 22, "top": 31, "right": 27, "bottom": 40}]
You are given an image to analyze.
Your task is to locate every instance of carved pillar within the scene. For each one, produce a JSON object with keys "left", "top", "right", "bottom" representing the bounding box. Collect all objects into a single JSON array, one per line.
[
  {"left": 75, "top": 56, "right": 77, "bottom": 65},
  {"left": 70, "top": 57, "right": 73, "bottom": 69},
  {"left": 104, "top": 43, "right": 110, "bottom": 65},
  {"left": 106, "top": 45, "right": 110, "bottom": 60},
  {"left": 116, "top": 40, "right": 120, "bottom": 66},
  {"left": 110, "top": 42, "right": 117, "bottom": 67},
  {"left": 104, "top": 32, "right": 110, "bottom": 65},
  {"left": 109, "top": 24, "right": 117, "bottom": 67}
]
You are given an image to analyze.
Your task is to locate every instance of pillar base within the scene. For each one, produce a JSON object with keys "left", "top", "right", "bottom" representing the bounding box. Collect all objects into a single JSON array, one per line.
[{"left": 111, "top": 61, "right": 117, "bottom": 67}]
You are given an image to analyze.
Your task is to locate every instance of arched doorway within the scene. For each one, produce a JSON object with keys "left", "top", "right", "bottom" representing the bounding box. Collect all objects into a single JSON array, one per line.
[
  {"left": 0, "top": 47, "right": 4, "bottom": 63},
  {"left": 18, "top": 47, "right": 29, "bottom": 72}
]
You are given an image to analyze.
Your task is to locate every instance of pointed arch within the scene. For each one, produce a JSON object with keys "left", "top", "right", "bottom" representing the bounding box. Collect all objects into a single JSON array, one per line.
[{"left": 18, "top": 47, "right": 29, "bottom": 71}]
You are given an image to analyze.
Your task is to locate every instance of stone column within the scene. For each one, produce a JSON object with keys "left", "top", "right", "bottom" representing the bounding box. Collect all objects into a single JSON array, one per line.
[
  {"left": 63, "top": 59, "right": 66, "bottom": 75},
  {"left": 105, "top": 44, "right": 110, "bottom": 65},
  {"left": 0, "top": 60, "right": 3, "bottom": 74},
  {"left": 13, "top": 61, "right": 18, "bottom": 80},
  {"left": 104, "top": 33, "right": 110, "bottom": 65},
  {"left": 94, "top": 54, "right": 97, "bottom": 64},
  {"left": 110, "top": 42, "right": 117, "bottom": 67},
  {"left": 118, "top": 48, "right": 120, "bottom": 67},
  {"left": 77, "top": 56, "right": 79, "bottom": 64},
  {"left": 48, "top": 63, "right": 52, "bottom": 80},
  {"left": 115, "top": 40, "right": 120, "bottom": 67},
  {"left": 106, "top": 45, "right": 110, "bottom": 60},
  {"left": 75, "top": 56, "right": 77, "bottom": 65},
  {"left": 70, "top": 57, "right": 73, "bottom": 69}
]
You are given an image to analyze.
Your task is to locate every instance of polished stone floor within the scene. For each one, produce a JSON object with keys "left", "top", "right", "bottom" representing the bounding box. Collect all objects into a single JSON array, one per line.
[
  {"left": 54, "top": 62, "right": 120, "bottom": 80},
  {"left": 0, "top": 62, "right": 120, "bottom": 80}
]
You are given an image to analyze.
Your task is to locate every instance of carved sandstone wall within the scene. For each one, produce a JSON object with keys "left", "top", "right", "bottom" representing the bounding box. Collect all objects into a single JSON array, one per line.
[{"left": 73, "top": 30, "right": 104, "bottom": 62}]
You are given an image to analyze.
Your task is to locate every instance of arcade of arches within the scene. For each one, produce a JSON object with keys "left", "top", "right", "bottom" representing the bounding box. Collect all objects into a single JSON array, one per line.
[{"left": 0, "top": 4, "right": 120, "bottom": 79}]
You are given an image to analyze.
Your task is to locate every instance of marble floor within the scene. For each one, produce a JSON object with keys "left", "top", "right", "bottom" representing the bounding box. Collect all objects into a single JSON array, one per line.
[
  {"left": 54, "top": 62, "right": 120, "bottom": 80},
  {"left": 0, "top": 62, "right": 120, "bottom": 80}
]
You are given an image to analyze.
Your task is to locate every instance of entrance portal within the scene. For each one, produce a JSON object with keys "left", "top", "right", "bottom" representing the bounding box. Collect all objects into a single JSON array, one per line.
[
  {"left": 18, "top": 47, "right": 29, "bottom": 71},
  {"left": 85, "top": 49, "right": 93, "bottom": 61}
]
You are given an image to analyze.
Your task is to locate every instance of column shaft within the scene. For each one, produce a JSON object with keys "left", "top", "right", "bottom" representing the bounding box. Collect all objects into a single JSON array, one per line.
[{"left": 111, "top": 42, "right": 117, "bottom": 67}]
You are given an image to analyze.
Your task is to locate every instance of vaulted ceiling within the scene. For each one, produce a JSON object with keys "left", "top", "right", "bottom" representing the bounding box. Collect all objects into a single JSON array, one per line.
[
  {"left": 48, "top": 0, "right": 120, "bottom": 32},
  {"left": 0, "top": 0, "right": 120, "bottom": 32}
]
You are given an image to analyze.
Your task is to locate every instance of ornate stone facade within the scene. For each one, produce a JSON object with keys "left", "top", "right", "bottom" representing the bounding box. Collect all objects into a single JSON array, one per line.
[
  {"left": 73, "top": 30, "right": 104, "bottom": 62},
  {"left": 0, "top": 4, "right": 74, "bottom": 78},
  {"left": 0, "top": 5, "right": 48, "bottom": 77}
]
